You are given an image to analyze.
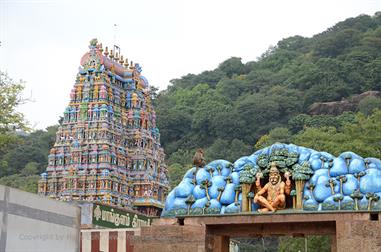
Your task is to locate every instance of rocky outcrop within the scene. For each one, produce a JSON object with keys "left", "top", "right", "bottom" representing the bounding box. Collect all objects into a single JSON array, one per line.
[{"left": 308, "top": 91, "right": 381, "bottom": 115}]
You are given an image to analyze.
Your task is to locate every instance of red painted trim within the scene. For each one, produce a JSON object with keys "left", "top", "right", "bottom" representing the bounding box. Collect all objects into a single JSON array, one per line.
[
  {"left": 91, "top": 231, "right": 100, "bottom": 252},
  {"left": 109, "top": 231, "right": 118, "bottom": 252},
  {"left": 126, "top": 231, "right": 134, "bottom": 252}
]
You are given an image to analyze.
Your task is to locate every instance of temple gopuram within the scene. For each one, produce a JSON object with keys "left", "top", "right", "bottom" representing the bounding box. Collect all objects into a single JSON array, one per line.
[{"left": 38, "top": 39, "right": 169, "bottom": 216}]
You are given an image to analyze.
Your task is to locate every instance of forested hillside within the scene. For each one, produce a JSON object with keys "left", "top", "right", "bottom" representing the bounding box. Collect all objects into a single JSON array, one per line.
[
  {"left": 0, "top": 126, "right": 57, "bottom": 192},
  {"left": 155, "top": 13, "right": 381, "bottom": 187}
]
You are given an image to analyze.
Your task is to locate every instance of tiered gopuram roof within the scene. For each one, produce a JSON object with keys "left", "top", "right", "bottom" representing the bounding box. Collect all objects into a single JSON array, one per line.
[{"left": 38, "top": 39, "right": 169, "bottom": 216}]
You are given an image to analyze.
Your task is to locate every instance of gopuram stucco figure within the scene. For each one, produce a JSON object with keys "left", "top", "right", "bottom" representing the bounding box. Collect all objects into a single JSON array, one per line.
[{"left": 254, "top": 162, "right": 291, "bottom": 212}]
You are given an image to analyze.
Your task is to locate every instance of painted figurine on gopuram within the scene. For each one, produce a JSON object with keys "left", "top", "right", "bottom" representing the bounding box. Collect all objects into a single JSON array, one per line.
[
  {"left": 254, "top": 162, "right": 291, "bottom": 212},
  {"left": 162, "top": 142, "right": 381, "bottom": 217},
  {"left": 38, "top": 39, "right": 169, "bottom": 216}
]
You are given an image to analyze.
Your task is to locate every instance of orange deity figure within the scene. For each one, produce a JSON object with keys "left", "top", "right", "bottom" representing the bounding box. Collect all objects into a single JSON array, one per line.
[
  {"left": 254, "top": 162, "right": 291, "bottom": 212},
  {"left": 132, "top": 93, "right": 138, "bottom": 108},
  {"left": 93, "top": 85, "right": 99, "bottom": 99}
]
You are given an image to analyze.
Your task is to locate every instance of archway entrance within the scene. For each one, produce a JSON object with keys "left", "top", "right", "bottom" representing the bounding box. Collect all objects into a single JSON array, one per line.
[{"left": 133, "top": 212, "right": 381, "bottom": 252}]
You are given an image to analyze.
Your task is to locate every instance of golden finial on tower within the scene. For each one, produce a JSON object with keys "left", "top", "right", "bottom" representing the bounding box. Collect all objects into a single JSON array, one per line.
[
  {"left": 115, "top": 52, "right": 119, "bottom": 61},
  {"left": 119, "top": 55, "right": 124, "bottom": 64},
  {"left": 99, "top": 43, "right": 103, "bottom": 53},
  {"left": 104, "top": 46, "right": 109, "bottom": 56},
  {"left": 110, "top": 49, "right": 114, "bottom": 59},
  {"left": 129, "top": 61, "right": 134, "bottom": 69},
  {"left": 124, "top": 58, "right": 129, "bottom": 68}
]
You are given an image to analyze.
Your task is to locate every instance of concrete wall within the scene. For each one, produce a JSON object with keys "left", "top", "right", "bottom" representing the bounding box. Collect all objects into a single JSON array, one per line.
[{"left": 0, "top": 185, "right": 80, "bottom": 252}]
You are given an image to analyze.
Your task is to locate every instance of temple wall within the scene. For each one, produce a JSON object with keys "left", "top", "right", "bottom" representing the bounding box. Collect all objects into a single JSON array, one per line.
[{"left": 0, "top": 185, "right": 80, "bottom": 252}]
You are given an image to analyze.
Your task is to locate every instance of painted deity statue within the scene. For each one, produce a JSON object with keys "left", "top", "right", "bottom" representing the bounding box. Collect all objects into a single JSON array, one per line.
[
  {"left": 100, "top": 85, "right": 107, "bottom": 99},
  {"left": 254, "top": 162, "right": 291, "bottom": 212},
  {"left": 132, "top": 93, "right": 138, "bottom": 108}
]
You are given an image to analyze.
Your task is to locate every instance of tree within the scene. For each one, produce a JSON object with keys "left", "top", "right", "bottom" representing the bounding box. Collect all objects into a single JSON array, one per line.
[
  {"left": 358, "top": 96, "right": 381, "bottom": 115},
  {"left": 279, "top": 236, "right": 331, "bottom": 252},
  {"left": 0, "top": 72, "right": 28, "bottom": 157},
  {"left": 218, "top": 57, "right": 246, "bottom": 78},
  {"left": 292, "top": 110, "right": 381, "bottom": 157},
  {"left": 350, "top": 189, "right": 363, "bottom": 210},
  {"left": 255, "top": 127, "right": 292, "bottom": 150},
  {"left": 185, "top": 195, "right": 195, "bottom": 215},
  {"left": 215, "top": 78, "right": 247, "bottom": 101},
  {"left": 0, "top": 72, "right": 27, "bottom": 133},
  {"left": 205, "top": 138, "right": 251, "bottom": 162},
  {"left": 21, "top": 161, "right": 39, "bottom": 176},
  {"left": 0, "top": 174, "right": 39, "bottom": 193},
  {"left": 292, "top": 162, "right": 314, "bottom": 209}
]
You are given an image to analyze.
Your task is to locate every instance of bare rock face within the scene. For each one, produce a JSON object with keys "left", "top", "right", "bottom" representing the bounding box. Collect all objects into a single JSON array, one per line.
[{"left": 308, "top": 91, "right": 381, "bottom": 115}]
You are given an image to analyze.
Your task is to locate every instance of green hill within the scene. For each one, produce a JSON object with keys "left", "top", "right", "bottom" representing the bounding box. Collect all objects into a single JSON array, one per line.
[{"left": 155, "top": 13, "right": 381, "bottom": 180}]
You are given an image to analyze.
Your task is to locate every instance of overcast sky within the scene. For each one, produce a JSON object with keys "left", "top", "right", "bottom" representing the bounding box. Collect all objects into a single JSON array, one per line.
[{"left": 0, "top": 0, "right": 380, "bottom": 129}]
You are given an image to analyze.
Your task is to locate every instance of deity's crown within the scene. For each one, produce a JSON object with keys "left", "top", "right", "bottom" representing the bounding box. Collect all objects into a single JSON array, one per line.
[{"left": 269, "top": 162, "right": 279, "bottom": 174}]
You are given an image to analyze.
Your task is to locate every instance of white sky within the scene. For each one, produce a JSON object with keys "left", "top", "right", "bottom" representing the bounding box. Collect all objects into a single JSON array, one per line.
[{"left": 0, "top": 0, "right": 380, "bottom": 130}]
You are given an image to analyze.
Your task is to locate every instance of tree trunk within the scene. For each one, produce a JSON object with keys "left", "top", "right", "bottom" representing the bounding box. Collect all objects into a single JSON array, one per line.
[
  {"left": 235, "top": 191, "right": 239, "bottom": 204},
  {"left": 295, "top": 180, "right": 305, "bottom": 209},
  {"left": 368, "top": 199, "right": 373, "bottom": 211},
  {"left": 217, "top": 192, "right": 222, "bottom": 201},
  {"left": 330, "top": 184, "right": 335, "bottom": 195},
  {"left": 241, "top": 183, "right": 251, "bottom": 212},
  {"left": 205, "top": 187, "right": 210, "bottom": 201}
]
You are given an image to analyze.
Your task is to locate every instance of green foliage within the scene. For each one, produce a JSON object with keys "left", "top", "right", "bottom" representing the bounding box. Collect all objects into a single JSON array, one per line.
[
  {"left": 21, "top": 161, "right": 39, "bottom": 176},
  {"left": 155, "top": 13, "right": 381, "bottom": 171},
  {"left": 0, "top": 72, "right": 29, "bottom": 161},
  {"left": 218, "top": 57, "right": 247, "bottom": 78},
  {"left": 0, "top": 126, "right": 58, "bottom": 177},
  {"left": 168, "top": 163, "right": 189, "bottom": 188},
  {"left": 0, "top": 71, "right": 57, "bottom": 181},
  {"left": 293, "top": 110, "right": 381, "bottom": 157},
  {"left": 0, "top": 174, "right": 39, "bottom": 193},
  {"left": 239, "top": 164, "right": 256, "bottom": 184},
  {"left": 0, "top": 72, "right": 27, "bottom": 133},
  {"left": 358, "top": 96, "right": 381, "bottom": 115},
  {"left": 255, "top": 128, "right": 292, "bottom": 150},
  {"left": 292, "top": 162, "right": 314, "bottom": 181},
  {"left": 167, "top": 149, "right": 193, "bottom": 166},
  {"left": 278, "top": 236, "right": 331, "bottom": 252},
  {"left": 205, "top": 138, "right": 251, "bottom": 162},
  {"left": 288, "top": 112, "right": 356, "bottom": 133}
]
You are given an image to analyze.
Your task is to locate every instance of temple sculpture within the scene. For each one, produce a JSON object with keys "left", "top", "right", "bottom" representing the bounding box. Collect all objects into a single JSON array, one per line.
[
  {"left": 38, "top": 39, "right": 169, "bottom": 216},
  {"left": 162, "top": 143, "right": 381, "bottom": 216},
  {"left": 254, "top": 163, "right": 291, "bottom": 212}
]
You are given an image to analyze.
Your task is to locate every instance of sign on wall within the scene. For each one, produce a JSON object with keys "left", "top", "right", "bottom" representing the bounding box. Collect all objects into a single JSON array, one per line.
[{"left": 92, "top": 204, "right": 152, "bottom": 229}]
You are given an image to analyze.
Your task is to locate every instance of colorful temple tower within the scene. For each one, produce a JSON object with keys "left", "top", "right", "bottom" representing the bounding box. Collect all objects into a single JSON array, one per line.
[{"left": 38, "top": 39, "right": 170, "bottom": 216}]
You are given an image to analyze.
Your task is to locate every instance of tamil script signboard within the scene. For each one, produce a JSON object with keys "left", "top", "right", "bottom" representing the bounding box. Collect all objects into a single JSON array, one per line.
[{"left": 92, "top": 203, "right": 152, "bottom": 229}]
